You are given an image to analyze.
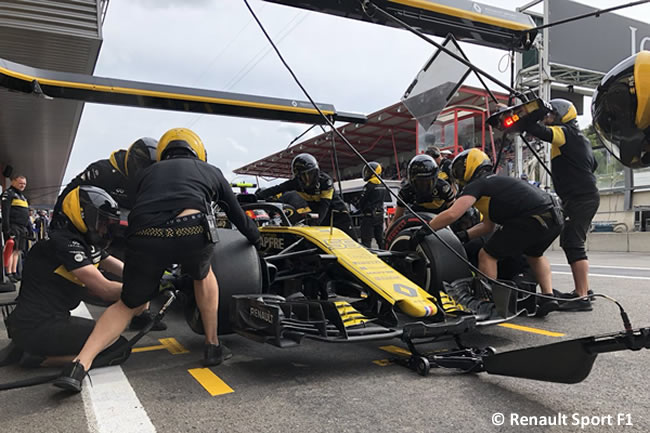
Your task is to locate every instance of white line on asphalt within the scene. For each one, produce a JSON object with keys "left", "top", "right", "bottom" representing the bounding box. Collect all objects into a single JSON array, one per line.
[
  {"left": 72, "top": 303, "right": 156, "bottom": 433},
  {"left": 553, "top": 271, "right": 650, "bottom": 281},
  {"left": 551, "top": 263, "right": 650, "bottom": 271}
]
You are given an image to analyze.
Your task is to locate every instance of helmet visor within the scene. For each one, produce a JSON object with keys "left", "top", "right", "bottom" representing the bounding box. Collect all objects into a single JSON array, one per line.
[
  {"left": 88, "top": 210, "right": 121, "bottom": 250},
  {"left": 297, "top": 168, "right": 319, "bottom": 188},
  {"left": 412, "top": 177, "right": 435, "bottom": 196}
]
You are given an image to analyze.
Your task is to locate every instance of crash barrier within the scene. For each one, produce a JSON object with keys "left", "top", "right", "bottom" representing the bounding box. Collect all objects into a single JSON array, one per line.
[{"left": 550, "top": 232, "right": 650, "bottom": 253}]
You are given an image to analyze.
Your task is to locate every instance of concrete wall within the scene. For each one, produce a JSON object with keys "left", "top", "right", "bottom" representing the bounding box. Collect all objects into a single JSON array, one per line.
[
  {"left": 593, "top": 189, "right": 650, "bottom": 230},
  {"left": 551, "top": 232, "right": 650, "bottom": 253}
]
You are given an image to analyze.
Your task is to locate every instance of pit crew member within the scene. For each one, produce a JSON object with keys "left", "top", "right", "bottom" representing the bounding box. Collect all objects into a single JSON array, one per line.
[
  {"left": 523, "top": 99, "right": 598, "bottom": 312},
  {"left": 2, "top": 175, "right": 31, "bottom": 282},
  {"left": 54, "top": 128, "right": 260, "bottom": 392},
  {"left": 417, "top": 148, "right": 562, "bottom": 317},
  {"left": 255, "top": 153, "right": 354, "bottom": 236},
  {"left": 5, "top": 186, "right": 126, "bottom": 367}
]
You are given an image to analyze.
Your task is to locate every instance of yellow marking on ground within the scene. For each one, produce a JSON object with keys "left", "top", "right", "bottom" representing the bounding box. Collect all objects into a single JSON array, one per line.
[
  {"left": 498, "top": 323, "right": 565, "bottom": 337},
  {"left": 158, "top": 338, "right": 190, "bottom": 354},
  {"left": 379, "top": 345, "right": 412, "bottom": 356},
  {"left": 373, "top": 359, "right": 393, "bottom": 367},
  {"left": 132, "top": 344, "right": 165, "bottom": 353},
  {"left": 132, "top": 338, "right": 189, "bottom": 354},
  {"left": 188, "top": 368, "right": 234, "bottom": 396}
]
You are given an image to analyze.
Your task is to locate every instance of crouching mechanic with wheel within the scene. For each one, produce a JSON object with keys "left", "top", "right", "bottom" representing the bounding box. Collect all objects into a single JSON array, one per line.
[
  {"left": 54, "top": 128, "right": 260, "bottom": 392},
  {"left": 416, "top": 148, "right": 562, "bottom": 317},
  {"left": 4, "top": 186, "right": 126, "bottom": 367}
]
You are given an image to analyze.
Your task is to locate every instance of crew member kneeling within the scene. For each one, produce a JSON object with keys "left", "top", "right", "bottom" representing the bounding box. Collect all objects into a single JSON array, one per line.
[
  {"left": 417, "top": 149, "right": 562, "bottom": 317},
  {"left": 54, "top": 128, "right": 260, "bottom": 392},
  {"left": 5, "top": 186, "right": 124, "bottom": 367}
]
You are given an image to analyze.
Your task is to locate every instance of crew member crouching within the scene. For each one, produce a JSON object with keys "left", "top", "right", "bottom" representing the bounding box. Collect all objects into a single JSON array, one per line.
[
  {"left": 4, "top": 186, "right": 126, "bottom": 367},
  {"left": 416, "top": 148, "right": 562, "bottom": 318}
]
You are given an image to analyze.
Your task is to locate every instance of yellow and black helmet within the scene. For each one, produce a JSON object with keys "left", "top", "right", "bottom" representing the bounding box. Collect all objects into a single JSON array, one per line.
[
  {"left": 157, "top": 128, "right": 207, "bottom": 162},
  {"left": 292, "top": 153, "right": 319, "bottom": 188},
  {"left": 125, "top": 137, "right": 158, "bottom": 176},
  {"left": 451, "top": 148, "right": 492, "bottom": 186},
  {"left": 362, "top": 161, "right": 382, "bottom": 182},
  {"left": 548, "top": 99, "right": 578, "bottom": 124},
  {"left": 109, "top": 149, "right": 128, "bottom": 176},
  {"left": 407, "top": 154, "right": 438, "bottom": 196},
  {"left": 592, "top": 51, "right": 650, "bottom": 168},
  {"left": 61, "top": 185, "right": 120, "bottom": 249}
]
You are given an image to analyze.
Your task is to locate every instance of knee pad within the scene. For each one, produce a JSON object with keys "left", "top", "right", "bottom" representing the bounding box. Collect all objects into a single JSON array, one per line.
[{"left": 564, "top": 247, "right": 587, "bottom": 264}]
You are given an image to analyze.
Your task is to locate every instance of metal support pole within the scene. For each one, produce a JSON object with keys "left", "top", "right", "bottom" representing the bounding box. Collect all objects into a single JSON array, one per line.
[
  {"left": 540, "top": 0, "right": 553, "bottom": 189},
  {"left": 330, "top": 126, "right": 344, "bottom": 194},
  {"left": 391, "top": 129, "right": 401, "bottom": 180}
]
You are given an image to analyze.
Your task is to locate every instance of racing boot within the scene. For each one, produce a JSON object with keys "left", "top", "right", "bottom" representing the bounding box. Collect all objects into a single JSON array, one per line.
[
  {"left": 553, "top": 288, "right": 595, "bottom": 301},
  {"left": 534, "top": 296, "right": 560, "bottom": 318},
  {"left": 556, "top": 290, "right": 593, "bottom": 312},
  {"left": 202, "top": 343, "right": 232, "bottom": 367},
  {"left": 129, "top": 310, "right": 167, "bottom": 331},
  {"left": 0, "top": 341, "right": 23, "bottom": 366},
  {"left": 53, "top": 360, "right": 87, "bottom": 393}
]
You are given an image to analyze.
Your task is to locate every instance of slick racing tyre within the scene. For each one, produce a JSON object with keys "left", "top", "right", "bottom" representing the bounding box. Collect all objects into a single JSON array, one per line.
[
  {"left": 384, "top": 212, "right": 436, "bottom": 249},
  {"left": 184, "top": 229, "right": 263, "bottom": 335},
  {"left": 388, "top": 225, "right": 471, "bottom": 295}
]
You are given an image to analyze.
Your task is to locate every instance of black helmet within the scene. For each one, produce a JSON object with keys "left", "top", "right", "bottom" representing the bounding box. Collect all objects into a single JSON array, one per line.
[
  {"left": 292, "top": 153, "right": 319, "bottom": 188},
  {"left": 61, "top": 185, "right": 120, "bottom": 249},
  {"left": 126, "top": 137, "right": 158, "bottom": 176},
  {"left": 157, "top": 128, "right": 207, "bottom": 162},
  {"left": 407, "top": 154, "right": 439, "bottom": 196},
  {"left": 362, "top": 162, "right": 382, "bottom": 181},
  {"left": 548, "top": 99, "right": 578, "bottom": 125},
  {"left": 592, "top": 51, "right": 650, "bottom": 168},
  {"left": 451, "top": 148, "right": 492, "bottom": 187},
  {"left": 109, "top": 149, "right": 128, "bottom": 176}
]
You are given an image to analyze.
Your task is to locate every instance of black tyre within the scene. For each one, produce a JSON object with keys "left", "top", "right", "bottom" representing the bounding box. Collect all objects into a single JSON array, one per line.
[
  {"left": 416, "top": 357, "right": 430, "bottom": 376},
  {"left": 384, "top": 212, "right": 436, "bottom": 249},
  {"left": 185, "top": 229, "right": 263, "bottom": 335},
  {"left": 388, "top": 226, "right": 471, "bottom": 295}
]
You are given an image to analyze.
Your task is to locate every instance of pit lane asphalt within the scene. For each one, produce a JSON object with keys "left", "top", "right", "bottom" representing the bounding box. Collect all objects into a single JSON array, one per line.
[{"left": 1, "top": 250, "right": 648, "bottom": 433}]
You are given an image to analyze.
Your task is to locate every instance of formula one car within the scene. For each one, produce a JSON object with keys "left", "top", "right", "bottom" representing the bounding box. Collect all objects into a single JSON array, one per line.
[{"left": 173, "top": 200, "right": 539, "bottom": 375}]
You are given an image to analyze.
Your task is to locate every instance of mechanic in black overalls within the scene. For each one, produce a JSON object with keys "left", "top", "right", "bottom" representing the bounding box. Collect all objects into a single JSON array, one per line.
[
  {"left": 50, "top": 137, "right": 158, "bottom": 230},
  {"left": 523, "top": 99, "right": 599, "bottom": 312},
  {"left": 4, "top": 186, "right": 127, "bottom": 368},
  {"left": 49, "top": 137, "right": 161, "bottom": 330},
  {"left": 425, "top": 146, "right": 454, "bottom": 184},
  {"left": 357, "top": 162, "right": 386, "bottom": 248},
  {"left": 55, "top": 128, "right": 261, "bottom": 392},
  {"left": 417, "top": 148, "right": 562, "bottom": 318},
  {"left": 255, "top": 153, "right": 355, "bottom": 237},
  {"left": 2, "top": 175, "right": 31, "bottom": 282},
  {"left": 391, "top": 154, "right": 455, "bottom": 224}
]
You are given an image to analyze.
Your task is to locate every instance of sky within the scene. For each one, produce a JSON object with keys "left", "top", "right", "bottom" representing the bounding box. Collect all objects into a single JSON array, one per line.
[{"left": 63, "top": 0, "right": 650, "bottom": 188}]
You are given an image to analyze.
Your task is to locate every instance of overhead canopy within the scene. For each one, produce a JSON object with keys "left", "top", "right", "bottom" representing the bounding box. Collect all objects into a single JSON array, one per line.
[
  {"left": 0, "top": 0, "right": 106, "bottom": 206},
  {"left": 0, "top": 57, "right": 366, "bottom": 126},
  {"left": 234, "top": 85, "right": 509, "bottom": 179},
  {"left": 262, "top": 0, "right": 537, "bottom": 51}
]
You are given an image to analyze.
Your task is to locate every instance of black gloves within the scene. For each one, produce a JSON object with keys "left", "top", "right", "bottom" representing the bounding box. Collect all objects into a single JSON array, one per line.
[
  {"left": 409, "top": 225, "right": 432, "bottom": 249},
  {"left": 456, "top": 230, "right": 469, "bottom": 244},
  {"left": 254, "top": 188, "right": 266, "bottom": 201},
  {"left": 253, "top": 238, "right": 262, "bottom": 251}
]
